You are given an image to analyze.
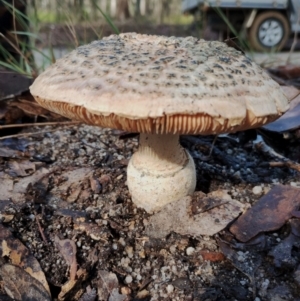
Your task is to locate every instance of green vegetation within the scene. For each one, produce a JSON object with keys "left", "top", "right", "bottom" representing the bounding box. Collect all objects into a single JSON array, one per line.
[
  {"left": 0, "top": 0, "right": 46, "bottom": 77},
  {"left": 3, "top": 0, "right": 279, "bottom": 78},
  {"left": 0, "top": 0, "right": 120, "bottom": 77},
  {"left": 34, "top": 11, "right": 57, "bottom": 23},
  {"left": 164, "top": 14, "right": 194, "bottom": 25}
]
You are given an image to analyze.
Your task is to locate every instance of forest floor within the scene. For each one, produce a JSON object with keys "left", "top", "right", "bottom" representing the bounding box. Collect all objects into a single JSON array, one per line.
[{"left": 0, "top": 120, "right": 300, "bottom": 301}]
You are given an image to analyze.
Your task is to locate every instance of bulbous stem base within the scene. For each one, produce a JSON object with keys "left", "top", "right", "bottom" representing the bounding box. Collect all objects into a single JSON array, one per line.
[{"left": 127, "top": 133, "right": 196, "bottom": 213}]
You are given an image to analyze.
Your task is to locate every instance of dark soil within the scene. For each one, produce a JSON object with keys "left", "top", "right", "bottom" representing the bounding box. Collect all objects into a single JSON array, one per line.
[{"left": 0, "top": 123, "right": 299, "bottom": 301}]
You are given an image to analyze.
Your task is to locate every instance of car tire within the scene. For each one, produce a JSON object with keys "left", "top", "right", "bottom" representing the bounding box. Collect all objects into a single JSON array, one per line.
[{"left": 248, "top": 11, "right": 289, "bottom": 52}]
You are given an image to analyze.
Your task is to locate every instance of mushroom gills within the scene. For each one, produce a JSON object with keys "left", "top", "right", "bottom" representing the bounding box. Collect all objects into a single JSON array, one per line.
[{"left": 127, "top": 133, "right": 196, "bottom": 213}]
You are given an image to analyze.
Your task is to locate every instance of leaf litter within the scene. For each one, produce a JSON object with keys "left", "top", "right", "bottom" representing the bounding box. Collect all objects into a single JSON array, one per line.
[
  {"left": 0, "top": 264, "right": 51, "bottom": 301},
  {"left": 1, "top": 121, "right": 299, "bottom": 301},
  {"left": 230, "top": 185, "right": 300, "bottom": 242},
  {"left": 145, "top": 191, "right": 245, "bottom": 239},
  {"left": 0, "top": 224, "right": 51, "bottom": 300}
]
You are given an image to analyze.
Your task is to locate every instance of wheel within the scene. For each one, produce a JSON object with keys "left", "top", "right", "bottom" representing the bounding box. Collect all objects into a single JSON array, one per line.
[{"left": 248, "top": 11, "right": 289, "bottom": 52}]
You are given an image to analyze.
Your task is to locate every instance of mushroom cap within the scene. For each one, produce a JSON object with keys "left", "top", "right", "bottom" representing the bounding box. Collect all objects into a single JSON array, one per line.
[{"left": 30, "top": 33, "right": 289, "bottom": 134}]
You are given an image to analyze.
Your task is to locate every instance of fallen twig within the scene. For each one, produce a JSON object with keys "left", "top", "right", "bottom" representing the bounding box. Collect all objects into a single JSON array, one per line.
[
  {"left": 269, "top": 161, "right": 300, "bottom": 172},
  {"left": 207, "top": 135, "right": 218, "bottom": 158},
  {"left": 0, "top": 124, "right": 78, "bottom": 140},
  {"left": 253, "top": 135, "right": 285, "bottom": 159},
  {"left": 254, "top": 135, "right": 300, "bottom": 172},
  {"left": 0, "top": 121, "right": 80, "bottom": 130},
  {"left": 34, "top": 211, "right": 48, "bottom": 244}
]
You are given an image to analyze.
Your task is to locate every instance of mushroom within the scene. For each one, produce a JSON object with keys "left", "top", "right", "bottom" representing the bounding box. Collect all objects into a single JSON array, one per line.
[{"left": 30, "top": 33, "right": 289, "bottom": 213}]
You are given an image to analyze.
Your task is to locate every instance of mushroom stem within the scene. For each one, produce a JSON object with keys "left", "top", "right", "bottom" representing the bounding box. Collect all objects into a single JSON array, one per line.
[{"left": 127, "top": 133, "right": 196, "bottom": 213}]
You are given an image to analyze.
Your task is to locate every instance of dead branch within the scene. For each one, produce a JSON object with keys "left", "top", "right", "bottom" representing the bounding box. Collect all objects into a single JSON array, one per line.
[{"left": 0, "top": 121, "right": 80, "bottom": 130}]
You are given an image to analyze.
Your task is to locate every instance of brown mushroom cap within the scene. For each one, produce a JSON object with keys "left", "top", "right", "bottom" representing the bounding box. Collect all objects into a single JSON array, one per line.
[{"left": 30, "top": 33, "right": 289, "bottom": 135}]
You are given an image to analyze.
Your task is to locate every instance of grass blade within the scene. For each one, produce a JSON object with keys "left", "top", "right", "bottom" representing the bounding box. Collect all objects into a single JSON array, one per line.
[{"left": 91, "top": 0, "right": 119, "bottom": 35}]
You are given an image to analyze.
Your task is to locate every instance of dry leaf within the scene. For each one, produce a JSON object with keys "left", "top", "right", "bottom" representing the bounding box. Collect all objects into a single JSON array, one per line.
[
  {"left": 78, "top": 286, "right": 97, "bottom": 301},
  {"left": 54, "top": 236, "right": 77, "bottom": 281},
  {"left": 108, "top": 288, "right": 127, "bottom": 301},
  {"left": 268, "top": 219, "right": 300, "bottom": 269},
  {"left": 10, "top": 98, "right": 50, "bottom": 118},
  {"left": 97, "top": 270, "right": 119, "bottom": 301},
  {"left": 230, "top": 185, "right": 300, "bottom": 242},
  {"left": 0, "top": 176, "right": 14, "bottom": 200},
  {"left": 73, "top": 223, "right": 105, "bottom": 241},
  {"left": 58, "top": 268, "right": 87, "bottom": 301},
  {"left": 7, "top": 160, "right": 37, "bottom": 177},
  {"left": 10, "top": 167, "right": 50, "bottom": 204},
  {"left": 50, "top": 167, "right": 93, "bottom": 204},
  {"left": 0, "top": 264, "right": 51, "bottom": 301},
  {"left": 218, "top": 239, "right": 261, "bottom": 287},
  {"left": 0, "top": 105, "right": 24, "bottom": 125},
  {"left": 263, "top": 103, "right": 300, "bottom": 132},
  {"left": 0, "top": 147, "right": 27, "bottom": 159},
  {"left": 281, "top": 85, "right": 300, "bottom": 101},
  {"left": 269, "top": 65, "right": 300, "bottom": 80},
  {"left": 146, "top": 191, "right": 245, "bottom": 239},
  {"left": 89, "top": 175, "right": 101, "bottom": 194},
  {"left": 0, "top": 224, "right": 50, "bottom": 295},
  {"left": 0, "top": 103, "right": 8, "bottom": 119},
  {"left": 0, "top": 200, "right": 15, "bottom": 222},
  {"left": 0, "top": 71, "right": 32, "bottom": 101},
  {"left": 0, "top": 138, "right": 29, "bottom": 152}
]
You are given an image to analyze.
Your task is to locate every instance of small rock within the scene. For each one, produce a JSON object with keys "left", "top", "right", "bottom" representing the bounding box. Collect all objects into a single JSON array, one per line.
[
  {"left": 28, "top": 214, "right": 35, "bottom": 220},
  {"left": 125, "top": 275, "right": 132, "bottom": 284},
  {"left": 259, "top": 279, "right": 270, "bottom": 297},
  {"left": 109, "top": 288, "right": 127, "bottom": 301},
  {"left": 138, "top": 250, "right": 145, "bottom": 258},
  {"left": 233, "top": 171, "right": 241, "bottom": 178},
  {"left": 170, "top": 245, "right": 177, "bottom": 254},
  {"left": 252, "top": 185, "right": 263, "bottom": 195},
  {"left": 167, "top": 284, "right": 174, "bottom": 293},
  {"left": 186, "top": 247, "right": 195, "bottom": 256},
  {"left": 119, "top": 237, "right": 126, "bottom": 246},
  {"left": 125, "top": 246, "right": 133, "bottom": 258},
  {"left": 116, "top": 174, "right": 123, "bottom": 180},
  {"left": 237, "top": 255, "right": 245, "bottom": 262},
  {"left": 136, "top": 289, "right": 149, "bottom": 299},
  {"left": 121, "top": 286, "right": 131, "bottom": 295}
]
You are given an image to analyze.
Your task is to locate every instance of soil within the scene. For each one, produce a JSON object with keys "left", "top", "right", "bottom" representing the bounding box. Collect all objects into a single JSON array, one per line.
[{"left": 0, "top": 122, "right": 299, "bottom": 301}]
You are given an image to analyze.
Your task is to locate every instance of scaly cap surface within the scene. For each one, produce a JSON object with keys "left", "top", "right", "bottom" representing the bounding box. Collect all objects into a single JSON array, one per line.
[{"left": 30, "top": 33, "right": 289, "bottom": 134}]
